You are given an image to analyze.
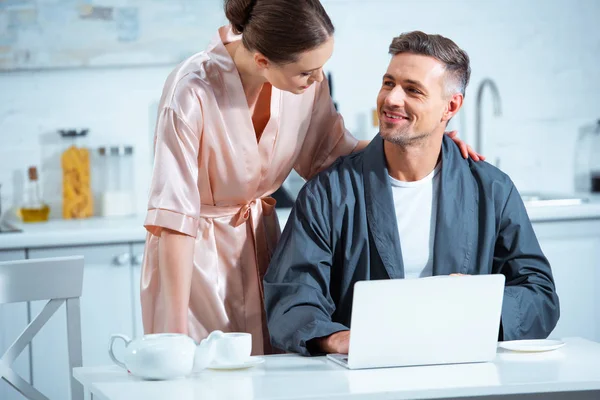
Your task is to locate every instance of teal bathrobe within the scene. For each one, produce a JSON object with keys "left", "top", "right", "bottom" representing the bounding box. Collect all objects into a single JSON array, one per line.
[{"left": 264, "top": 134, "right": 560, "bottom": 355}]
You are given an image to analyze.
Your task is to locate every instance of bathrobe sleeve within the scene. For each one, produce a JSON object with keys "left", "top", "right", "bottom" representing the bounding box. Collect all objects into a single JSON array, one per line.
[
  {"left": 494, "top": 184, "right": 560, "bottom": 340},
  {"left": 263, "top": 181, "right": 349, "bottom": 356}
]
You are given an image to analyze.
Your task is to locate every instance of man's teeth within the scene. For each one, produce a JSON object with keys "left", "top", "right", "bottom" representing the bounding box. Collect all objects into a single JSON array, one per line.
[{"left": 385, "top": 112, "right": 405, "bottom": 120}]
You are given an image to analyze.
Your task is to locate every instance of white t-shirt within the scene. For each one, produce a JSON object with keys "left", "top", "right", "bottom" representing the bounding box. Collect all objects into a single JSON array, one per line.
[{"left": 388, "top": 163, "right": 441, "bottom": 279}]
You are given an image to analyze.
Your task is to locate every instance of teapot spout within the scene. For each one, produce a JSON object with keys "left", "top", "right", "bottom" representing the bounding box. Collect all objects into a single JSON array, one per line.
[{"left": 193, "top": 330, "right": 223, "bottom": 371}]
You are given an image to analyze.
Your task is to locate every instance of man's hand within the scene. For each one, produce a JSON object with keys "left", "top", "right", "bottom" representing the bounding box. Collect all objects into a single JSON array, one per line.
[{"left": 315, "top": 330, "right": 350, "bottom": 354}]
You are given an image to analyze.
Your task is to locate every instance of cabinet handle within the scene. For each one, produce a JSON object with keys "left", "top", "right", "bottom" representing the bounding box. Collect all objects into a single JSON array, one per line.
[
  {"left": 133, "top": 253, "right": 144, "bottom": 266},
  {"left": 113, "top": 253, "right": 131, "bottom": 266}
]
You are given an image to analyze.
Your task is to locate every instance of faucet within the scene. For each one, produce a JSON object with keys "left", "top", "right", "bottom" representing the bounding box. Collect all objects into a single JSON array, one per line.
[{"left": 474, "top": 78, "right": 502, "bottom": 155}]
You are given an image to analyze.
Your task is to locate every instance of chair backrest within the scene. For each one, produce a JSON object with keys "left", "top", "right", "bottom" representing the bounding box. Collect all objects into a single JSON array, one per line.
[{"left": 0, "top": 256, "right": 84, "bottom": 400}]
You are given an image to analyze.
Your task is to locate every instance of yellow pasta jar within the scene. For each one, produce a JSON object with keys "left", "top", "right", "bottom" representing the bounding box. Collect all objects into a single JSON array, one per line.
[{"left": 59, "top": 130, "right": 94, "bottom": 219}]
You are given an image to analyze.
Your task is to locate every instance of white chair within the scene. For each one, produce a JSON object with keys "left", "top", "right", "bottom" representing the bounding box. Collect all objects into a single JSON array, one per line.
[{"left": 0, "top": 256, "right": 84, "bottom": 400}]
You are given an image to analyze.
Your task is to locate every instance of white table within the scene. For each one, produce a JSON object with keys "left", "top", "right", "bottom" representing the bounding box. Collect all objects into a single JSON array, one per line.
[{"left": 73, "top": 337, "right": 600, "bottom": 400}]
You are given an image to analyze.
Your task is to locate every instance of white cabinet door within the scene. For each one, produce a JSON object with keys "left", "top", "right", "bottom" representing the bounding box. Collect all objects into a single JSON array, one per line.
[
  {"left": 28, "top": 244, "right": 134, "bottom": 400},
  {"left": 0, "top": 249, "right": 30, "bottom": 400},
  {"left": 131, "top": 242, "right": 145, "bottom": 338},
  {"left": 534, "top": 220, "right": 600, "bottom": 342}
]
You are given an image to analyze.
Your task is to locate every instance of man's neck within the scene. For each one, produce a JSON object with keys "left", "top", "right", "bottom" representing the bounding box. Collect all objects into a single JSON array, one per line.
[{"left": 384, "top": 133, "right": 444, "bottom": 182}]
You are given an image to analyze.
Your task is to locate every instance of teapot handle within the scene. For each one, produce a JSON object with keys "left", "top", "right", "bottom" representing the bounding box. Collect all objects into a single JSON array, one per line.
[
  {"left": 194, "top": 330, "right": 224, "bottom": 371},
  {"left": 108, "top": 334, "right": 131, "bottom": 370},
  {"left": 205, "top": 330, "right": 224, "bottom": 343}
]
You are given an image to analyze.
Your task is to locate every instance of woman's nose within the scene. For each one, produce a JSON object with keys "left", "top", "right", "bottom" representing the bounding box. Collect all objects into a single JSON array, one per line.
[{"left": 313, "top": 69, "right": 324, "bottom": 83}]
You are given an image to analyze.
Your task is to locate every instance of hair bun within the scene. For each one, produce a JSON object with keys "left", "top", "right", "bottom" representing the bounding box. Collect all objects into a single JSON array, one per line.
[{"left": 224, "top": 0, "right": 257, "bottom": 34}]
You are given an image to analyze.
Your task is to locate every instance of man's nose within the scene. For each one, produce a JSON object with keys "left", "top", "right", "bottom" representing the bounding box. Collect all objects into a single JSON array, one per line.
[{"left": 385, "top": 87, "right": 406, "bottom": 107}]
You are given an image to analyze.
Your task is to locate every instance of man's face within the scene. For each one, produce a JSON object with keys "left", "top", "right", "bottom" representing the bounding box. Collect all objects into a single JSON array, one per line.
[{"left": 377, "top": 52, "right": 453, "bottom": 146}]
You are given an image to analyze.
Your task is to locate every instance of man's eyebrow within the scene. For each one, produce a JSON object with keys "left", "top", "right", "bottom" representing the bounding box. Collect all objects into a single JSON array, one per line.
[
  {"left": 383, "top": 74, "right": 395, "bottom": 81},
  {"left": 404, "top": 79, "right": 426, "bottom": 90}
]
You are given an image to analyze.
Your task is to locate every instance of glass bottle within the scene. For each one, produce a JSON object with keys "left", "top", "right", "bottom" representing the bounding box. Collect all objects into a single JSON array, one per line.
[
  {"left": 98, "top": 145, "right": 135, "bottom": 217},
  {"left": 574, "top": 120, "right": 600, "bottom": 193},
  {"left": 20, "top": 166, "right": 50, "bottom": 223}
]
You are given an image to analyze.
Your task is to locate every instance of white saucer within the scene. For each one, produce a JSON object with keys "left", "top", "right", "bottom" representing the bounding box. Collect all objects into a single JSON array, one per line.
[
  {"left": 498, "top": 339, "right": 565, "bottom": 353},
  {"left": 207, "top": 356, "right": 265, "bottom": 370}
]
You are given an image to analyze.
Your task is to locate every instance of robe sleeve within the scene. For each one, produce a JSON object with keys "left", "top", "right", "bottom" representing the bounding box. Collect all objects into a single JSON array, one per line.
[
  {"left": 263, "top": 182, "right": 348, "bottom": 355},
  {"left": 293, "top": 77, "right": 358, "bottom": 180},
  {"left": 144, "top": 106, "right": 202, "bottom": 238},
  {"left": 494, "top": 184, "right": 560, "bottom": 340}
]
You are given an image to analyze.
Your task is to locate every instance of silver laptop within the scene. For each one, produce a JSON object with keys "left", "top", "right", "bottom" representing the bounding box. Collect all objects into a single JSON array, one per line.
[{"left": 327, "top": 274, "right": 505, "bottom": 369}]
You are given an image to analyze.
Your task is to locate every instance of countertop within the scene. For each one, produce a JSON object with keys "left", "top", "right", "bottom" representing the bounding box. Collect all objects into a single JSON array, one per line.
[
  {"left": 73, "top": 337, "right": 600, "bottom": 400},
  {"left": 1, "top": 196, "right": 599, "bottom": 251}
]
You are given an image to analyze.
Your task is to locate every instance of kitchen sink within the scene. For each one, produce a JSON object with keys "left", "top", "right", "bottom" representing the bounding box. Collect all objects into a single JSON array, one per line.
[{"left": 520, "top": 192, "right": 588, "bottom": 206}]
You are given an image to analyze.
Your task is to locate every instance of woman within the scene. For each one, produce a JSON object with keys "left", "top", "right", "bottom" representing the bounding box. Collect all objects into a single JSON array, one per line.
[{"left": 141, "top": 0, "right": 482, "bottom": 355}]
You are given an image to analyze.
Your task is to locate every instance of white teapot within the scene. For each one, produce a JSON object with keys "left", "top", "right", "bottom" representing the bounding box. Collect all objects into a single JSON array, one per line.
[{"left": 108, "top": 330, "right": 223, "bottom": 380}]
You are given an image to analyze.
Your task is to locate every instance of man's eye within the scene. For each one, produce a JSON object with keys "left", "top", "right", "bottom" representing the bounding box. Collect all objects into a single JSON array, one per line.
[
  {"left": 408, "top": 88, "right": 422, "bottom": 94},
  {"left": 301, "top": 72, "right": 311, "bottom": 77},
  {"left": 383, "top": 81, "right": 394, "bottom": 87}
]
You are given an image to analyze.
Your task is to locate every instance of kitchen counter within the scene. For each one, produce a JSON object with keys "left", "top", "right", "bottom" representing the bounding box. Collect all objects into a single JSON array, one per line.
[
  {"left": 1, "top": 196, "right": 599, "bottom": 251},
  {"left": 525, "top": 197, "right": 600, "bottom": 222},
  {"left": 0, "top": 214, "right": 148, "bottom": 250}
]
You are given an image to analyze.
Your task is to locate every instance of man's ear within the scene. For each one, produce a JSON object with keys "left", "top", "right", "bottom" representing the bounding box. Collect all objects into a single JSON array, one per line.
[
  {"left": 254, "top": 52, "right": 270, "bottom": 70},
  {"left": 443, "top": 93, "right": 463, "bottom": 122}
]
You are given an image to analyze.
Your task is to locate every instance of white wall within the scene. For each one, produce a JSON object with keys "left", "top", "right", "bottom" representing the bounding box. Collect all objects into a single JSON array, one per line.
[
  {"left": 324, "top": 0, "right": 600, "bottom": 192},
  {"left": 0, "top": 65, "right": 175, "bottom": 217},
  {"left": 1, "top": 0, "right": 599, "bottom": 217}
]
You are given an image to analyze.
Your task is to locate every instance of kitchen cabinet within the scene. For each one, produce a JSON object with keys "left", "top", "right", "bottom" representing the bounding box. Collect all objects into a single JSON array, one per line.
[
  {"left": 131, "top": 242, "right": 145, "bottom": 338},
  {"left": 0, "top": 250, "right": 30, "bottom": 400},
  {"left": 28, "top": 244, "right": 135, "bottom": 400},
  {"left": 534, "top": 219, "right": 600, "bottom": 342}
]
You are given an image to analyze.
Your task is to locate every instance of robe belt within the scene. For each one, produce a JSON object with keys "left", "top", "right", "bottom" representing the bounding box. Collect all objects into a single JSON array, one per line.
[
  {"left": 198, "top": 197, "right": 277, "bottom": 223},
  {"left": 198, "top": 196, "right": 277, "bottom": 281},
  {"left": 198, "top": 197, "right": 277, "bottom": 352}
]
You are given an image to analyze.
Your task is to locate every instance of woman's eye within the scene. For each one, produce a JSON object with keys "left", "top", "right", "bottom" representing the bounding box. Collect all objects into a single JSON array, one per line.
[{"left": 301, "top": 72, "right": 311, "bottom": 77}]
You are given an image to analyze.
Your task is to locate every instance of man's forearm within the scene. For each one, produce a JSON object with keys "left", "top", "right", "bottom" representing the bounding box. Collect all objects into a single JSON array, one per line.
[{"left": 501, "top": 283, "right": 559, "bottom": 340}]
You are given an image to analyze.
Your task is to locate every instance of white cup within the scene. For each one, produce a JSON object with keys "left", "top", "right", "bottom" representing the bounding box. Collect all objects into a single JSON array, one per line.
[{"left": 213, "top": 332, "right": 252, "bottom": 365}]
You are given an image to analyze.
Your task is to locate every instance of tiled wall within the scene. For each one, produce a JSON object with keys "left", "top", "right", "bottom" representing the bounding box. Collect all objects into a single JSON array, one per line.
[{"left": 1, "top": 0, "right": 599, "bottom": 217}]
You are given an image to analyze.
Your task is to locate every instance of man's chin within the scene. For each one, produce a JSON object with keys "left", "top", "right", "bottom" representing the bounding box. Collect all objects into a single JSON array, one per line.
[
  {"left": 381, "top": 130, "right": 432, "bottom": 147},
  {"left": 380, "top": 129, "right": 410, "bottom": 142}
]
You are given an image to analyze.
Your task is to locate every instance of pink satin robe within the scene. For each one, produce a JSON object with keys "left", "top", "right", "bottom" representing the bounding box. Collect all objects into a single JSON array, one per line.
[{"left": 141, "top": 25, "right": 358, "bottom": 355}]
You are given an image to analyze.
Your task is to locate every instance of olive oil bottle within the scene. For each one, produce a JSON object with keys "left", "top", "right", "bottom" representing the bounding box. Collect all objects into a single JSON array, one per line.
[{"left": 20, "top": 166, "right": 50, "bottom": 223}]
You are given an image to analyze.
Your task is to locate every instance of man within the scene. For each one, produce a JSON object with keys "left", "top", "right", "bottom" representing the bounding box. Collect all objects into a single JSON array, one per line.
[{"left": 263, "top": 31, "right": 560, "bottom": 356}]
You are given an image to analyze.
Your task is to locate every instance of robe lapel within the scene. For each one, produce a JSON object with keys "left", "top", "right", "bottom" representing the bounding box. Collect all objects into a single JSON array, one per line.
[
  {"left": 208, "top": 26, "right": 281, "bottom": 196},
  {"left": 362, "top": 135, "right": 405, "bottom": 279},
  {"left": 432, "top": 135, "right": 477, "bottom": 275}
]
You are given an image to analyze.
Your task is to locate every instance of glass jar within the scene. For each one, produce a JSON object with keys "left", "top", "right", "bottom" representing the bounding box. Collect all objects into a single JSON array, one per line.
[
  {"left": 574, "top": 120, "right": 600, "bottom": 193},
  {"left": 59, "top": 129, "right": 94, "bottom": 219},
  {"left": 97, "top": 145, "right": 135, "bottom": 217}
]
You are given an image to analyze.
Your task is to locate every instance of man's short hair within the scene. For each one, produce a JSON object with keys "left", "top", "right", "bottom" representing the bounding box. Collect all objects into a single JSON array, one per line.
[{"left": 389, "top": 31, "right": 471, "bottom": 97}]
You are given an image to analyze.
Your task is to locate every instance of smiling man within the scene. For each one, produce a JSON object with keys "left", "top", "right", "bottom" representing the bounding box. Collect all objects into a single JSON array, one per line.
[{"left": 263, "top": 31, "right": 560, "bottom": 356}]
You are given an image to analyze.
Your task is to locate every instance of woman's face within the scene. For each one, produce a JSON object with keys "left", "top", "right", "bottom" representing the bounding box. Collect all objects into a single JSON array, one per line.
[{"left": 261, "top": 36, "right": 334, "bottom": 94}]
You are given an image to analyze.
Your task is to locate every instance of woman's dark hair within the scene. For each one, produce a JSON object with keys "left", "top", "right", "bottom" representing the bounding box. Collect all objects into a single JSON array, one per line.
[{"left": 224, "top": 0, "right": 335, "bottom": 64}]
